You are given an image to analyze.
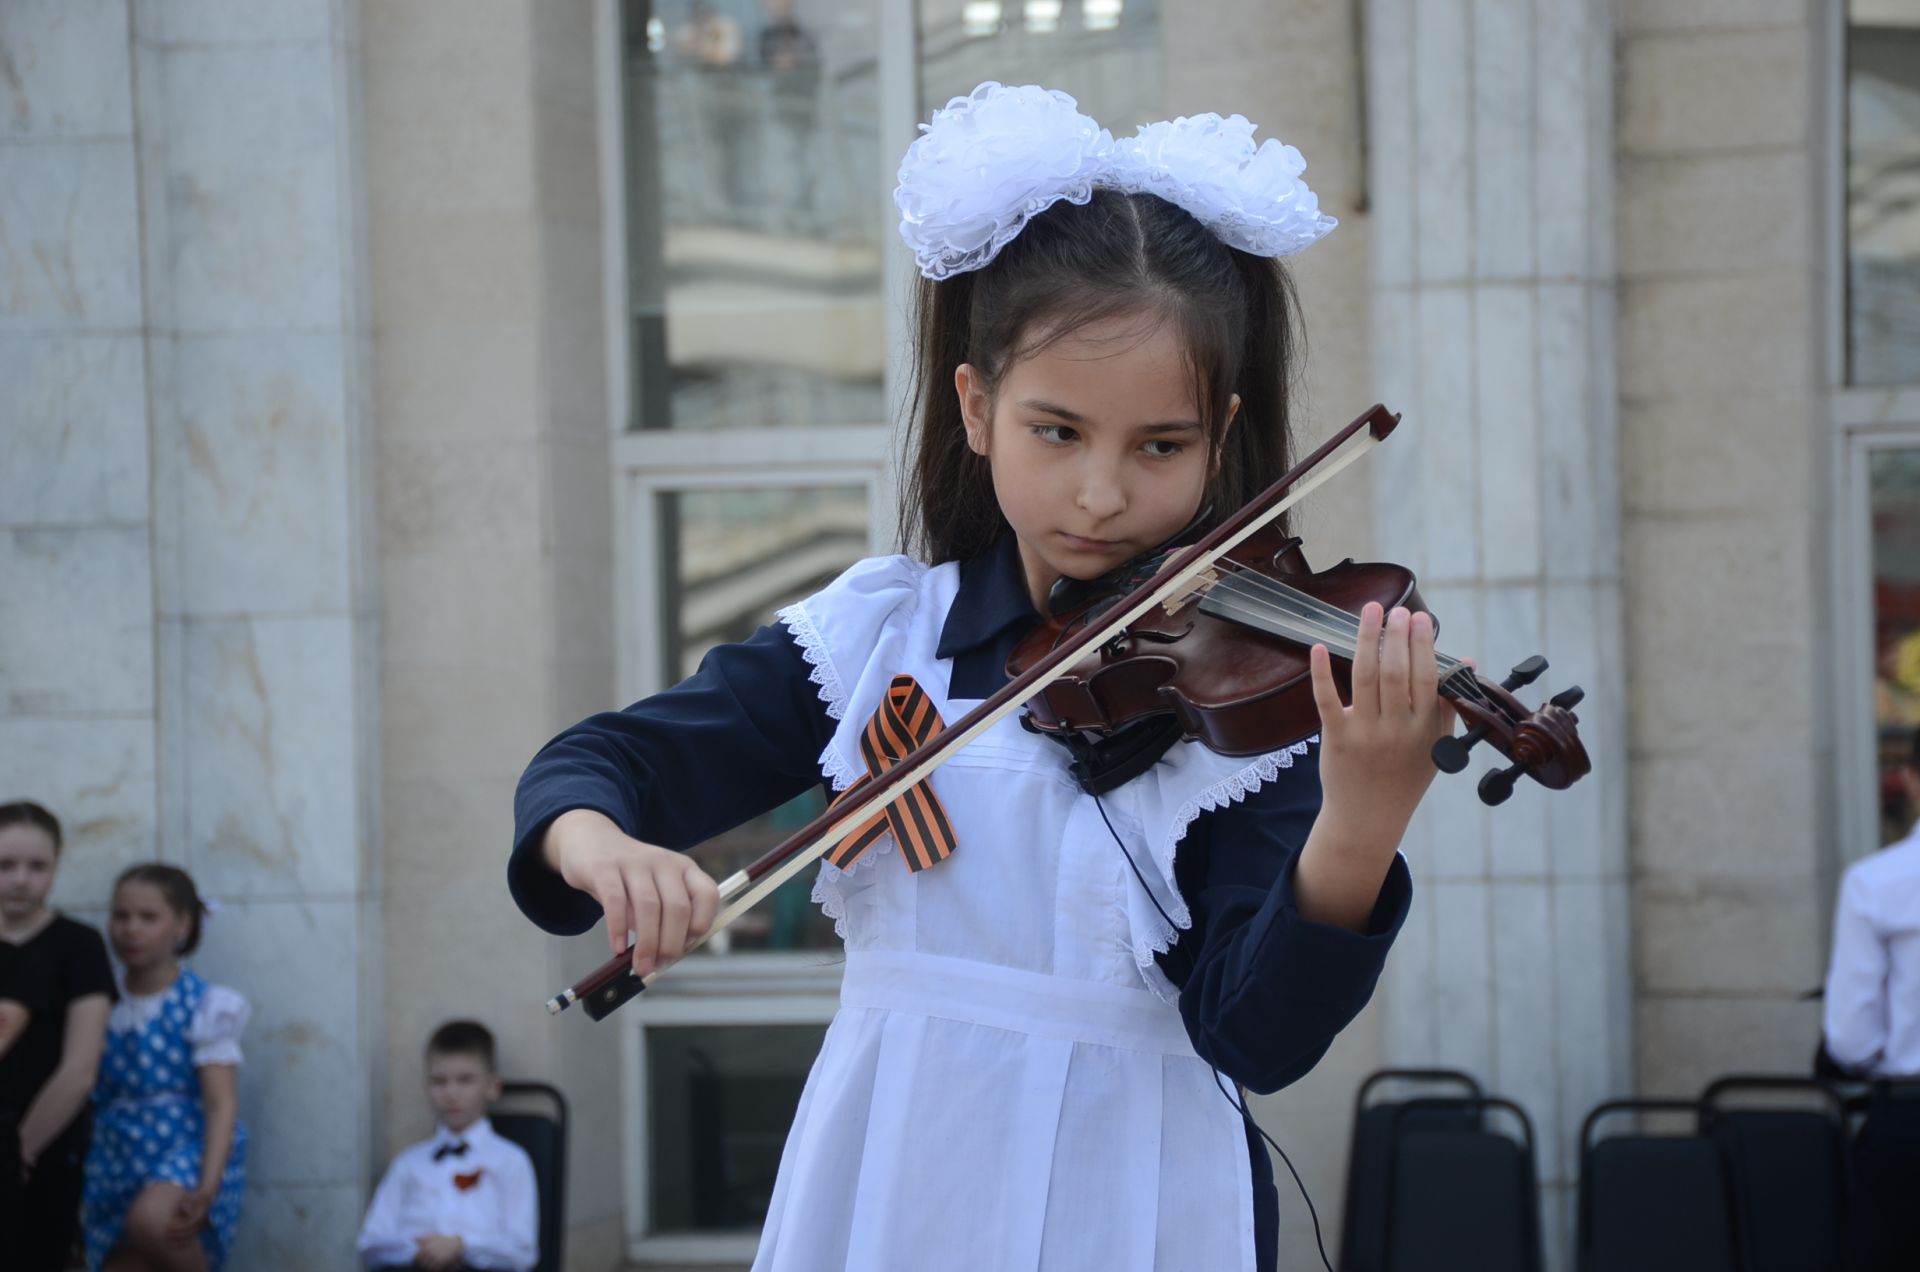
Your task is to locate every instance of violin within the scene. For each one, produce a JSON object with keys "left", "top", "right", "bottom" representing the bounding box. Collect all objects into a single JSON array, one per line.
[
  {"left": 545, "top": 403, "right": 1589, "bottom": 1020},
  {"left": 1008, "top": 521, "right": 1590, "bottom": 805}
]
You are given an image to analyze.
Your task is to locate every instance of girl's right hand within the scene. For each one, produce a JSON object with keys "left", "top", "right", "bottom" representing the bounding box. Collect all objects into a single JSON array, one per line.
[{"left": 542, "top": 809, "right": 720, "bottom": 976}]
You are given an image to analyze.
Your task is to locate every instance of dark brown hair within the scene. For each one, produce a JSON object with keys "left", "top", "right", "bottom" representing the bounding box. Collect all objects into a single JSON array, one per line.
[
  {"left": 0, "top": 800, "right": 63, "bottom": 854},
  {"left": 898, "top": 188, "right": 1303, "bottom": 564},
  {"left": 113, "top": 863, "right": 208, "bottom": 955},
  {"left": 428, "top": 1018, "right": 498, "bottom": 1071}
]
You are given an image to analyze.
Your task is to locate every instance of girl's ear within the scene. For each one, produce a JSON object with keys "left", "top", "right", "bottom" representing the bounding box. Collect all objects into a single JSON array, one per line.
[{"left": 955, "top": 363, "right": 992, "bottom": 456}]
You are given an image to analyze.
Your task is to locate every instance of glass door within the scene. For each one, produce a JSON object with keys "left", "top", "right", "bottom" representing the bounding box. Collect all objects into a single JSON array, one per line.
[
  {"left": 606, "top": 3, "right": 1168, "bottom": 1259},
  {"left": 609, "top": 1, "right": 904, "bottom": 1261}
]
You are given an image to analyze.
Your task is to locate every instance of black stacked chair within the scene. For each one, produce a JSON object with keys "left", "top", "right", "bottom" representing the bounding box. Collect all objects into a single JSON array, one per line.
[
  {"left": 1701, "top": 1075, "right": 1847, "bottom": 1272},
  {"left": 1382, "top": 1095, "right": 1543, "bottom": 1272},
  {"left": 1578, "top": 1098, "right": 1738, "bottom": 1272},
  {"left": 1340, "top": 1070, "right": 1483, "bottom": 1272},
  {"left": 1844, "top": 1078, "right": 1920, "bottom": 1271},
  {"left": 493, "top": 1081, "right": 569, "bottom": 1272}
]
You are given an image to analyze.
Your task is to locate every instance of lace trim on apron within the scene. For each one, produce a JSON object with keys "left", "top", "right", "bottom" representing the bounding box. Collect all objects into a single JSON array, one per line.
[{"left": 1130, "top": 735, "right": 1318, "bottom": 1001}]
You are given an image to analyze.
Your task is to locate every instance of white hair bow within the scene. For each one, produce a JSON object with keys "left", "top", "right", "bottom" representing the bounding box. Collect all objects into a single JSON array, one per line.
[{"left": 895, "top": 81, "right": 1338, "bottom": 282}]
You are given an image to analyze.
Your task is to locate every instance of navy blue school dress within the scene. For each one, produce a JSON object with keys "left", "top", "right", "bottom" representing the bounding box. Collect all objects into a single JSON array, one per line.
[
  {"left": 512, "top": 535, "right": 1414, "bottom": 1272},
  {"left": 83, "top": 967, "right": 249, "bottom": 1269}
]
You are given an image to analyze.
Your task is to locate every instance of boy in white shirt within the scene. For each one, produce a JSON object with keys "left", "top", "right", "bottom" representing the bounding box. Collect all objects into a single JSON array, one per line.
[{"left": 358, "top": 1020, "right": 539, "bottom": 1271}]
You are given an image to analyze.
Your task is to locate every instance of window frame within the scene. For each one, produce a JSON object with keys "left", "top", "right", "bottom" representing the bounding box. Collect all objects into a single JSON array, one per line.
[
  {"left": 618, "top": 966, "right": 843, "bottom": 1263},
  {"left": 594, "top": 0, "right": 919, "bottom": 1261},
  {"left": 1828, "top": 3, "right": 1920, "bottom": 867},
  {"left": 617, "top": 443, "right": 891, "bottom": 701}
]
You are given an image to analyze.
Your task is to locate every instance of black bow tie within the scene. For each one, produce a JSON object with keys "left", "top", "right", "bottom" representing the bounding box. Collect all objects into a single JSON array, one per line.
[{"left": 433, "top": 1140, "right": 469, "bottom": 1162}]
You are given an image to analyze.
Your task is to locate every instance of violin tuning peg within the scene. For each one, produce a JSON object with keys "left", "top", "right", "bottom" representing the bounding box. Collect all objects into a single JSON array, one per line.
[
  {"left": 1550, "top": 685, "right": 1585, "bottom": 711},
  {"left": 1478, "top": 761, "right": 1525, "bottom": 807},
  {"left": 1501, "top": 655, "right": 1548, "bottom": 692},
  {"left": 1432, "top": 723, "right": 1489, "bottom": 774}
]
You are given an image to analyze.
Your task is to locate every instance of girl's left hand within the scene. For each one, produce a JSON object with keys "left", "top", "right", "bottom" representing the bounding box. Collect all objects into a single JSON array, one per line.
[
  {"left": 164, "top": 1187, "right": 214, "bottom": 1241},
  {"left": 1309, "top": 603, "right": 1458, "bottom": 846}
]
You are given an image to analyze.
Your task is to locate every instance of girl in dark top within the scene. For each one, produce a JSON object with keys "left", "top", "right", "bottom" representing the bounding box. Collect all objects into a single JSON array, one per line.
[
  {"left": 0, "top": 939, "right": 30, "bottom": 1055},
  {"left": 1, "top": 936, "right": 32, "bottom": 1240},
  {"left": 0, "top": 800, "right": 116, "bottom": 1271},
  {"left": 513, "top": 84, "right": 1454, "bottom": 1272}
]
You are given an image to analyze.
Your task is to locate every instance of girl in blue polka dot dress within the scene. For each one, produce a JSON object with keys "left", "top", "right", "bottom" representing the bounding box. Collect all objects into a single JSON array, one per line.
[{"left": 83, "top": 865, "right": 248, "bottom": 1271}]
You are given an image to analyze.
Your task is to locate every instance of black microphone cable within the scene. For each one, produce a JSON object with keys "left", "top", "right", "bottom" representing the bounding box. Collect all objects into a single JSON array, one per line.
[{"left": 1092, "top": 794, "right": 1335, "bottom": 1272}]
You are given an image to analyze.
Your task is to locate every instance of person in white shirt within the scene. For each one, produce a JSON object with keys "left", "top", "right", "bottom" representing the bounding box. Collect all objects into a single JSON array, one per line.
[
  {"left": 358, "top": 1021, "right": 538, "bottom": 1272},
  {"left": 1824, "top": 734, "right": 1920, "bottom": 1271},
  {"left": 1826, "top": 744, "right": 1920, "bottom": 1077}
]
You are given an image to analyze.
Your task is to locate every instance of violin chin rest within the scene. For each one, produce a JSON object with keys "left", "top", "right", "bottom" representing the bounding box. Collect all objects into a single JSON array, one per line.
[{"left": 1038, "top": 714, "right": 1186, "bottom": 797}]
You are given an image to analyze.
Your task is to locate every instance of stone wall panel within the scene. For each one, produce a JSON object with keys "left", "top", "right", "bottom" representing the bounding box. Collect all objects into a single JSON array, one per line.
[
  {"left": 0, "top": 333, "right": 149, "bottom": 524},
  {"left": 0, "top": 0, "right": 133, "bottom": 140},
  {"left": 0, "top": 526, "right": 153, "bottom": 715}
]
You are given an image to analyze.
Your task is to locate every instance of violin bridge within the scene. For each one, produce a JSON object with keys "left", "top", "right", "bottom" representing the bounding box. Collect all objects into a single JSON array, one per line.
[{"left": 1166, "top": 567, "right": 1221, "bottom": 615}]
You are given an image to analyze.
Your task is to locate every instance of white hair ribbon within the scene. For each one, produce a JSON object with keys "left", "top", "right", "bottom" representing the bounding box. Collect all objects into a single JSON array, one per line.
[{"left": 895, "top": 81, "right": 1338, "bottom": 281}]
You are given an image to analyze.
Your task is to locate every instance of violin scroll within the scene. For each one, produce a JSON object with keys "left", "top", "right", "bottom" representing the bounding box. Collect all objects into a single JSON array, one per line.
[{"left": 1433, "top": 656, "right": 1591, "bottom": 806}]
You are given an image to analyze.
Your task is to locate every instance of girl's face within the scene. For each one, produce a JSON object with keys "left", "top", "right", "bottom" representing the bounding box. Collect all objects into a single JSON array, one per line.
[
  {"left": 109, "top": 881, "right": 191, "bottom": 970},
  {"left": 0, "top": 824, "right": 59, "bottom": 923},
  {"left": 957, "top": 312, "right": 1237, "bottom": 613}
]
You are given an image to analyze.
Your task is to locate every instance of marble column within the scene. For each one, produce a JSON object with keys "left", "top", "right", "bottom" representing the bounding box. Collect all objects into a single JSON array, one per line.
[
  {"left": 363, "top": 1, "right": 621, "bottom": 1263},
  {"left": 0, "top": 0, "right": 157, "bottom": 904},
  {"left": 3, "top": 0, "right": 382, "bottom": 1264},
  {"left": 1615, "top": 3, "right": 1829, "bottom": 1094},
  {"left": 1364, "top": 0, "right": 1631, "bottom": 1261},
  {"left": 133, "top": 0, "right": 381, "bottom": 1262}
]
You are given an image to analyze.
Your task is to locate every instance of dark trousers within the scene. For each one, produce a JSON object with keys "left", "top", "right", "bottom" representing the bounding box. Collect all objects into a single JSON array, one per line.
[
  {"left": 1, "top": 1113, "right": 22, "bottom": 1261},
  {"left": 1848, "top": 1088, "right": 1920, "bottom": 1271},
  {"left": 14, "top": 1112, "right": 90, "bottom": 1271}
]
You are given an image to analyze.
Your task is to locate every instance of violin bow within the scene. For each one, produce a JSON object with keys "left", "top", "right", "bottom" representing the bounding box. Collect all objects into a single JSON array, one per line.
[{"left": 548, "top": 403, "right": 1402, "bottom": 1019}]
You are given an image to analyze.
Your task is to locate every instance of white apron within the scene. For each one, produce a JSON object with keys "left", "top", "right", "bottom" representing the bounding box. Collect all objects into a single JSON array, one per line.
[{"left": 758, "top": 555, "right": 1312, "bottom": 1272}]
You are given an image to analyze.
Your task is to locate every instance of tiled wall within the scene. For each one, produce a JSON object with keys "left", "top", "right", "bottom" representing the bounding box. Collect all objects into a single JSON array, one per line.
[
  {"left": 1364, "top": 0, "right": 1632, "bottom": 1262},
  {"left": 362, "top": 0, "right": 621, "bottom": 1263},
  {"left": 1, "top": 0, "right": 381, "bottom": 1263},
  {"left": 1616, "top": 1, "right": 1829, "bottom": 1093}
]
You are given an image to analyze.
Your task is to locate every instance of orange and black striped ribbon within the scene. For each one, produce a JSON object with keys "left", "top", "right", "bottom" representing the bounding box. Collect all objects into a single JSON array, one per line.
[{"left": 824, "top": 675, "right": 959, "bottom": 872}]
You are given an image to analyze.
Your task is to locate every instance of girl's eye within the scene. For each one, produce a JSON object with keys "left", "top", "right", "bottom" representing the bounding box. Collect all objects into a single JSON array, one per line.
[
  {"left": 1143, "top": 439, "right": 1187, "bottom": 459},
  {"left": 1030, "top": 424, "right": 1076, "bottom": 446}
]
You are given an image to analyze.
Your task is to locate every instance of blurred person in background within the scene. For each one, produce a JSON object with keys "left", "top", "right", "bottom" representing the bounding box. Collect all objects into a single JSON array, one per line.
[
  {"left": 0, "top": 800, "right": 115, "bottom": 1271},
  {"left": 84, "top": 864, "right": 248, "bottom": 1272},
  {"left": 759, "top": 0, "right": 820, "bottom": 220},
  {"left": 356, "top": 1019, "right": 538, "bottom": 1272},
  {"left": 1, "top": 932, "right": 34, "bottom": 1242},
  {"left": 1825, "top": 728, "right": 1920, "bottom": 1270}
]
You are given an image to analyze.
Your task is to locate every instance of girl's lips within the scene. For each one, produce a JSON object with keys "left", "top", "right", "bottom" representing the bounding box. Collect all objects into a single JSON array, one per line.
[{"left": 1060, "top": 533, "right": 1122, "bottom": 553}]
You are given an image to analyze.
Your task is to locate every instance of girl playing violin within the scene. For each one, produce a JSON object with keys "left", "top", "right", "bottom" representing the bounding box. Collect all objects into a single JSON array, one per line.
[{"left": 510, "top": 83, "right": 1455, "bottom": 1272}]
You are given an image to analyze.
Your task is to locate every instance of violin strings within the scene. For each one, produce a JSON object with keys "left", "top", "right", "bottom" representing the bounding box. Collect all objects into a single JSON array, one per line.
[
  {"left": 1213, "top": 564, "right": 1473, "bottom": 678},
  {"left": 1195, "top": 588, "right": 1497, "bottom": 718},
  {"left": 1175, "top": 566, "right": 1492, "bottom": 706},
  {"left": 1204, "top": 567, "right": 1423, "bottom": 656},
  {"left": 1206, "top": 565, "right": 1482, "bottom": 696},
  {"left": 1188, "top": 565, "right": 1452, "bottom": 667},
  {"left": 1219, "top": 573, "right": 1493, "bottom": 709}
]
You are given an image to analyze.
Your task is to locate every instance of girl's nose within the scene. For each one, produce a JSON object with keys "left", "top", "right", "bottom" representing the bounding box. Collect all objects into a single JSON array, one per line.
[{"left": 1074, "top": 466, "right": 1127, "bottom": 521}]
